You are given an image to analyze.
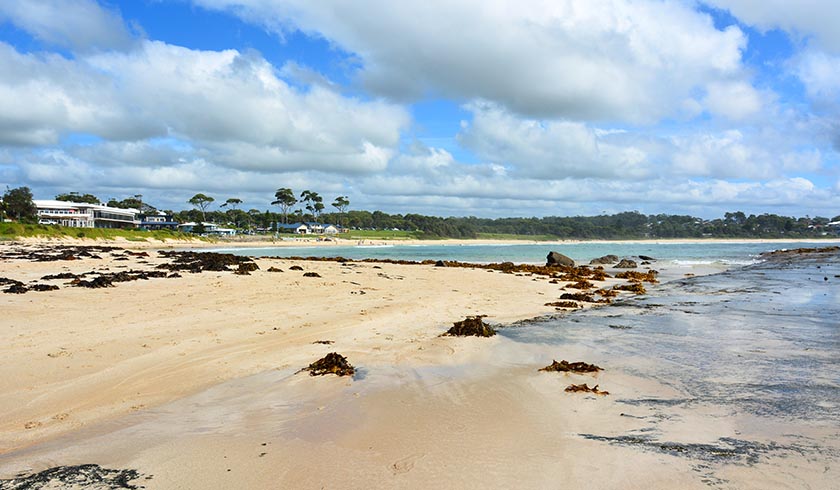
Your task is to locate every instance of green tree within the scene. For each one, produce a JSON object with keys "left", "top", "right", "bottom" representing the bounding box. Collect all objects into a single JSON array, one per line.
[
  {"left": 3, "top": 186, "right": 38, "bottom": 222},
  {"left": 56, "top": 192, "right": 100, "bottom": 204},
  {"left": 271, "top": 188, "right": 297, "bottom": 224},
  {"left": 332, "top": 195, "right": 350, "bottom": 228},
  {"left": 220, "top": 198, "right": 243, "bottom": 227},
  {"left": 300, "top": 190, "right": 323, "bottom": 221},
  {"left": 188, "top": 193, "right": 214, "bottom": 222}
]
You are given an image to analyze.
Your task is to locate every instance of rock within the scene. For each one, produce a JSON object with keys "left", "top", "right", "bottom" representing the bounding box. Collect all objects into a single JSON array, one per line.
[
  {"left": 615, "top": 259, "right": 637, "bottom": 269},
  {"left": 303, "top": 272, "right": 322, "bottom": 278},
  {"left": 546, "top": 251, "right": 575, "bottom": 267},
  {"left": 589, "top": 254, "right": 619, "bottom": 265},
  {"left": 639, "top": 255, "right": 656, "bottom": 261},
  {"left": 434, "top": 260, "right": 447, "bottom": 267}
]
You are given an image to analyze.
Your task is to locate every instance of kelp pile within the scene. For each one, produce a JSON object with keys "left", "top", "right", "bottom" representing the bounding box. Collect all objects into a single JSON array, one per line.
[
  {"left": 544, "top": 301, "right": 580, "bottom": 309},
  {"left": 565, "top": 383, "right": 609, "bottom": 395},
  {"left": 444, "top": 315, "right": 496, "bottom": 337},
  {"left": 539, "top": 360, "right": 602, "bottom": 374},
  {"left": 156, "top": 250, "right": 258, "bottom": 273},
  {"left": 304, "top": 352, "right": 355, "bottom": 377},
  {"left": 614, "top": 270, "right": 659, "bottom": 284}
]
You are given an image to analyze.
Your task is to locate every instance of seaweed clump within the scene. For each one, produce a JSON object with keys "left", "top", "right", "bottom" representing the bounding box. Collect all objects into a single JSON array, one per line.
[
  {"left": 565, "top": 383, "right": 609, "bottom": 395},
  {"left": 539, "top": 360, "right": 602, "bottom": 373},
  {"left": 544, "top": 301, "right": 580, "bottom": 309},
  {"left": 0, "top": 464, "right": 145, "bottom": 489},
  {"left": 444, "top": 316, "right": 496, "bottom": 337},
  {"left": 304, "top": 352, "right": 355, "bottom": 376}
]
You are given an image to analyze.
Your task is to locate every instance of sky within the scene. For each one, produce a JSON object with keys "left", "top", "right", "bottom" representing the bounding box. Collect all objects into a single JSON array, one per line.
[{"left": 1, "top": 0, "right": 839, "bottom": 219}]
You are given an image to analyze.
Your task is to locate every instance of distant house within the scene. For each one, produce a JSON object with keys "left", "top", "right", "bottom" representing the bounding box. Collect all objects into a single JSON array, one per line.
[
  {"left": 178, "top": 222, "right": 236, "bottom": 236},
  {"left": 828, "top": 221, "right": 840, "bottom": 235},
  {"left": 277, "top": 222, "right": 309, "bottom": 234},
  {"left": 322, "top": 224, "right": 340, "bottom": 235},
  {"left": 138, "top": 213, "right": 179, "bottom": 230},
  {"left": 34, "top": 200, "right": 139, "bottom": 229}
]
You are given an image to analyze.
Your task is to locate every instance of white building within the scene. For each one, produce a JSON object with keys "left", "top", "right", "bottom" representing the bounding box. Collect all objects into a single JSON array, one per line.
[
  {"left": 178, "top": 222, "right": 237, "bottom": 236},
  {"left": 35, "top": 200, "right": 140, "bottom": 229}
]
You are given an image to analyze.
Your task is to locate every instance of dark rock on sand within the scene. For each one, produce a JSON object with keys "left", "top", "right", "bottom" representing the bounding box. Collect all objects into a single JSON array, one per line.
[
  {"left": 615, "top": 259, "right": 638, "bottom": 268},
  {"left": 444, "top": 315, "right": 496, "bottom": 337},
  {"left": 590, "top": 254, "right": 619, "bottom": 265},
  {"left": 289, "top": 265, "right": 304, "bottom": 271},
  {"left": 303, "top": 272, "right": 322, "bottom": 278},
  {"left": 639, "top": 255, "right": 656, "bottom": 261},
  {"left": 539, "top": 360, "right": 602, "bottom": 373},
  {"left": 546, "top": 251, "right": 575, "bottom": 267},
  {"left": 435, "top": 260, "right": 447, "bottom": 267},
  {"left": 304, "top": 352, "right": 355, "bottom": 376}
]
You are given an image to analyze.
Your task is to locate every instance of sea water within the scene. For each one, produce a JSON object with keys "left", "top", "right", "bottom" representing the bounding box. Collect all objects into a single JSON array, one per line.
[{"left": 213, "top": 240, "right": 829, "bottom": 267}]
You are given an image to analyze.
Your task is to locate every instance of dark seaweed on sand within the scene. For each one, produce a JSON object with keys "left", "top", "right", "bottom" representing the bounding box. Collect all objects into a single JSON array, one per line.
[
  {"left": 0, "top": 464, "right": 146, "bottom": 489},
  {"left": 304, "top": 352, "right": 355, "bottom": 376},
  {"left": 539, "top": 360, "right": 602, "bottom": 373},
  {"left": 444, "top": 316, "right": 496, "bottom": 337}
]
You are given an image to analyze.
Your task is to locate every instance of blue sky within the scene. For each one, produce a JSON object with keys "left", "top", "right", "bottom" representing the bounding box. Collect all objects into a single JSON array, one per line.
[{"left": 0, "top": 0, "right": 838, "bottom": 218}]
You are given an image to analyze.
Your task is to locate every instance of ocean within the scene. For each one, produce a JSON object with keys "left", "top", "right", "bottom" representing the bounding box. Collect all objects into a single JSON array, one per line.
[{"left": 214, "top": 240, "right": 827, "bottom": 269}]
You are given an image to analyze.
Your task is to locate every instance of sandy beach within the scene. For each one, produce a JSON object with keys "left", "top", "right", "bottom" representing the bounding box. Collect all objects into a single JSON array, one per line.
[{"left": 1, "top": 241, "right": 837, "bottom": 489}]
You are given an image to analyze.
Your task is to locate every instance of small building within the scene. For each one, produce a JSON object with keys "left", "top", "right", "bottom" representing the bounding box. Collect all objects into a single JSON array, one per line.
[
  {"left": 35, "top": 200, "right": 139, "bottom": 229},
  {"left": 138, "top": 213, "right": 179, "bottom": 230},
  {"left": 178, "top": 222, "right": 237, "bottom": 236},
  {"left": 322, "top": 224, "right": 340, "bottom": 235},
  {"left": 277, "top": 222, "right": 309, "bottom": 234}
]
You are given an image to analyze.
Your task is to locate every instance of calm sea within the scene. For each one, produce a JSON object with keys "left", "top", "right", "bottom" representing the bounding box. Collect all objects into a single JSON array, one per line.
[{"left": 212, "top": 240, "right": 831, "bottom": 268}]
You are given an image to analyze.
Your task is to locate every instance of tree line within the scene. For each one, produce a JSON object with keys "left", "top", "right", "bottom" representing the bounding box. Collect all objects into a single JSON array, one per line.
[{"left": 2, "top": 185, "right": 838, "bottom": 239}]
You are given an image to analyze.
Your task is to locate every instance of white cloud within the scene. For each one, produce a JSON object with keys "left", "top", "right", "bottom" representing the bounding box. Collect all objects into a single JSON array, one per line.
[
  {"left": 703, "top": 81, "right": 765, "bottom": 120},
  {"left": 0, "top": 0, "right": 134, "bottom": 52},
  {"left": 457, "top": 102, "right": 651, "bottom": 179},
  {"left": 706, "top": 0, "right": 840, "bottom": 53},
  {"left": 0, "top": 40, "right": 409, "bottom": 173},
  {"left": 192, "top": 0, "right": 750, "bottom": 123},
  {"left": 795, "top": 49, "right": 840, "bottom": 101}
]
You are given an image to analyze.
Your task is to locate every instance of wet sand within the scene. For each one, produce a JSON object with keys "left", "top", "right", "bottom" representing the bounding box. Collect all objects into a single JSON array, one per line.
[{"left": 1, "top": 244, "right": 837, "bottom": 489}]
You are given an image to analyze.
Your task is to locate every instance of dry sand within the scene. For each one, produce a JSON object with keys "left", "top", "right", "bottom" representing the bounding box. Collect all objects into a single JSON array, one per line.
[{"left": 0, "top": 242, "right": 834, "bottom": 489}]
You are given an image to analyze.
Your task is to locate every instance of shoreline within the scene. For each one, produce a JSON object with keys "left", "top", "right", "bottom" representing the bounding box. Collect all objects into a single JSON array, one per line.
[{"left": 7, "top": 234, "right": 840, "bottom": 250}]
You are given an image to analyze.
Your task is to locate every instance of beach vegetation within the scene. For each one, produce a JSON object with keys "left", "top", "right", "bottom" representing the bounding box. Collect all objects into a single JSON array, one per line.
[
  {"left": 0, "top": 222, "right": 204, "bottom": 241},
  {"left": 55, "top": 192, "right": 100, "bottom": 204},
  {"left": 2, "top": 186, "right": 38, "bottom": 223},
  {"left": 271, "top": 188, "right": 297, "bottom": 224},
  {"left": 187, "top": 193, "right": 214, "bottom": 222}
]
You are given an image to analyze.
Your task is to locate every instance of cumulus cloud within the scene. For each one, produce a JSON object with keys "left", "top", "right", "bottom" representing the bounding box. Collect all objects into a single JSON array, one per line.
[
  {"left": 0, "top": 0, "right": 135, "bottom": 52},
  {"left": 0, "top": 40, "right": 409, "bottom": 173},
  {"left": 192, "top": 0, "right": 750, "bottom": 123},
  {"left": 457, "top": 102, "right": 651, "bottom": 179},
  {"left": 707, "top": 0, "right": 840, "bottom": 53}
]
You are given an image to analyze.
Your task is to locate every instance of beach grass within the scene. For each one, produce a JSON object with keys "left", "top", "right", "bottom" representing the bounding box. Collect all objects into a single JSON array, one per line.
[
  {"left": 475, "top": 232, "right": 560, "bottom": 241},
  {"left": 0, "top": 222, "right": 204, "bottom": 242},
  {"left": 339, "top": 229, "right": 424, "bottom": 240}
]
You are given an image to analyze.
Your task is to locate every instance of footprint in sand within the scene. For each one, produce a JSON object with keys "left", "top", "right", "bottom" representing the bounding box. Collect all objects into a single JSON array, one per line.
[{"left": 391, "top": 453, "right": 425, "bottom": 475}]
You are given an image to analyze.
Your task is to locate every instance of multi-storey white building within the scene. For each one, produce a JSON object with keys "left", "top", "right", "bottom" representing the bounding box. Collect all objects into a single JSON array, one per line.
[{"left": 34, "top": 200, "right": 140, "bottom": 229}]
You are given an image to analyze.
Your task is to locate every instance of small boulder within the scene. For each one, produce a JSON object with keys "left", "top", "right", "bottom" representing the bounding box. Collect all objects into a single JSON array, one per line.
[
  {"left": 546, "top": 251, "right": 575, "bottom": 267},
  {"left": 615, "top": 259, "right": 637, "bottom": 269},
  {"left": 638, "top": 255, "right": 656, "bottom": 261},
  {"left": 589, "top": 254, "right": 619, "bottom": 265}
]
